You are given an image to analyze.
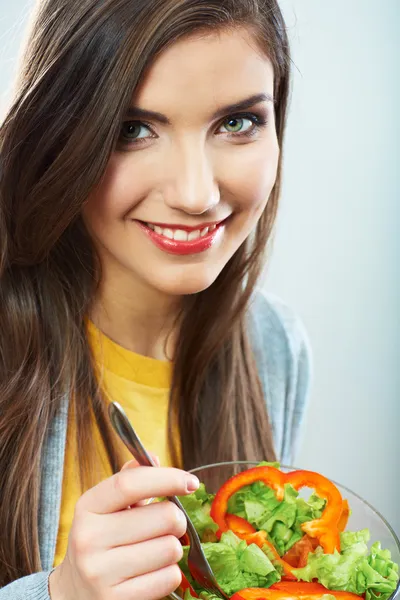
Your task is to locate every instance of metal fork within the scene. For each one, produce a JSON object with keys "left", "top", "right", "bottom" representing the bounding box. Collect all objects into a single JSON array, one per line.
[{"left": 108, "top": 401, "right": 229, "bottom": 600}]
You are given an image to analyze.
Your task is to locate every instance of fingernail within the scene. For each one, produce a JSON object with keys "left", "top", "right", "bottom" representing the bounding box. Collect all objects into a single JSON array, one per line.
[{"left": 186, "top": 474, "right": 200, "bottom": 492}]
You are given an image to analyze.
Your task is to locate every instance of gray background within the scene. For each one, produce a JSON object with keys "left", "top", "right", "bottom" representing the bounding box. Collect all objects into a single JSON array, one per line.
[
  {"left": 267, "top": 0, "right": 400, "bottom": 534},
  {"left": 1, "top": 1, "right": 399, "bottom": 533}
]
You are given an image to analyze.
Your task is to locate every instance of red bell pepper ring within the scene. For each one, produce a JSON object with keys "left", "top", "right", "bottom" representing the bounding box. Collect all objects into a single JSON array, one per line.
[
  {"left": 271, "top": 581, "right": 363, "bottom": 598},
  {"left": 271, "top": 582, "right": 339, "bottom": 593},
  {"left": 226, "top": 513, "right": 258, "bottom": 536},
  {"left": 283, "top": 500, "right": 349, "bottom": 569},
  {"left": 231, "top": 581, "right": 363, "bottom": 600},
  {"left": 210, "top": 467, "right": 286, "bottom": 535},
  {"left": 284, "top": 470, "right": 343, "bottom": 553},
  {"left": 338, "top": 499, "right": 350, "bottom": 533},
  {"left": 210, "top": 466, "right": 343, "bottom": 554}
]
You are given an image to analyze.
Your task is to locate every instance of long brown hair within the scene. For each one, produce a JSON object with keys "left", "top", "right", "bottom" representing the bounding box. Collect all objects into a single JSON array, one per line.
[{"left": 0, "top": 0, "right": 291, "bottom": 585}]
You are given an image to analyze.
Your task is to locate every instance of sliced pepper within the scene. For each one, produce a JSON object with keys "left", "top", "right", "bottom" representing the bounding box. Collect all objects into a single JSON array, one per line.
[
  {"left": 272, "top": 582, "right": 335, "bottom": 592},
  {"left": 210, "top": 467, "right": 286, "bottom": 534},
  {"left": 243, "top": 530, "right": 297, "bottom": 581},
  {"left": 282, "top": 499, "right": 349, "bottom": 569},
  {"left": 337, "top": 500, "right": 350, "bottom": 532},
  {"left": 226, "top": 513, "right": 258, "bottom": 536},
  {"left": 284, "top": 471, "right": 343, "bottom": 553},
  {"left": 282, "top": 535, "right": 319, "bottom": 568},
  {"left": 210, "top": 466, "right": 343, "bottom": 554},
  {"left": 271, "top": 581, "right": 363, "bottom": 598},
  {"left": 231, "top": 581, "right": 363, "bottom": 600}
]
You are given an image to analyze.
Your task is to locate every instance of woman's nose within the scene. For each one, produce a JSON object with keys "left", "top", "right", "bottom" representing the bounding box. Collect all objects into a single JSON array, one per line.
[{"left": 162, "top": 141, "right": 220, "bottom": 215}]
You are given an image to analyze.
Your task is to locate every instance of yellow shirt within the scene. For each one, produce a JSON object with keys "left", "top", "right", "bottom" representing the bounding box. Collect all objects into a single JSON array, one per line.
[{"left": 53, "top": 322, "right": 173, "bottom": 567}]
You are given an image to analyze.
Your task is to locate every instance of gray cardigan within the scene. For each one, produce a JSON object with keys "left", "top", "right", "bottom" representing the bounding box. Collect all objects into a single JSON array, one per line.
[{"left": 0, "top": 292, "right": 312, "bottom": 599}]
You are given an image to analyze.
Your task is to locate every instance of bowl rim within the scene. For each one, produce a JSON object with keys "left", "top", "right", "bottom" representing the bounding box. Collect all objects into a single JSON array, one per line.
[{"left": 190, "top": 460, "right": 400, "bottom": 551}]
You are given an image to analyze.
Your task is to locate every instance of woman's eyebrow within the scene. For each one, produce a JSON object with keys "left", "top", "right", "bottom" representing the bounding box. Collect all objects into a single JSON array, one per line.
[{"left": 125, "top": 92, "right": 273, "bottom": 124}]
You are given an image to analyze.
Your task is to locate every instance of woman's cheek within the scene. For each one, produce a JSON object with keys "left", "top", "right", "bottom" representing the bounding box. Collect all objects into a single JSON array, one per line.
[
  {"left": 219, "top": 141, "right": 279, "bottom": 211},
  {"left": 87, "top": 155, "right": 154, "bottom": 228}
]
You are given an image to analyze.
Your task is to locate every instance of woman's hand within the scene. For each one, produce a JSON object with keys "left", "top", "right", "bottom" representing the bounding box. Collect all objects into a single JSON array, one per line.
[{"left": 49, "top": 463, "right": 199, "bottom": 600}]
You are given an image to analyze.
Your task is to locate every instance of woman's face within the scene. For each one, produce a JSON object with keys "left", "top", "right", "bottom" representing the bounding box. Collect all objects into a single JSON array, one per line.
[{"left": 84, "top": 28, "right": 279, "bottom": 297}]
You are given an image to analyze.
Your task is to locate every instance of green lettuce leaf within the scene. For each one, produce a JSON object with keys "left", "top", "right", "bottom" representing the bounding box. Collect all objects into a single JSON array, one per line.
[
  {"left": 228, "top": 480, "right": 325, "bottom": 556},
  {"left": 183, "top": 592, "right": 221, "bottom": 600},
  {"left": 178, "top": 483, "right": 218, "bottom": 542},
  {"left": 179, "top": 530, "right": 281, "bottom": 596},
  {"left": 293, "top": 529, "right": 399, "bottom": 600}
]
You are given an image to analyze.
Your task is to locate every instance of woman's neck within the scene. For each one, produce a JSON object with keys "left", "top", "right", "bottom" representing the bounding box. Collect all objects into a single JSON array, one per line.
[{"left": 90, "top": 267, "right": 181, "bottom": 361}]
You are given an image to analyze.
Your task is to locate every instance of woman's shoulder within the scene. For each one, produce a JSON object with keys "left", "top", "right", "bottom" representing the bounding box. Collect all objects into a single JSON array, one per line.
[
  {"left": 248, "top": 289, "right": 313, "bottom": 463},
  {"left": 249, "top": 290, "right": 312, "bottom": 367}
]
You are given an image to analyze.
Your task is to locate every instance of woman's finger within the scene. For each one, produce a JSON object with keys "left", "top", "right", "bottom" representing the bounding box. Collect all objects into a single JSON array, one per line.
[
  {"left": 120, "top": 453, "right": 160, "bottom": 471},
  {"left": 112, "top": 564, "right": 182, "bottom": 600},
  {"left": 98, "top": 500, "right": 187, "bottom": 547},
  {"left": 79, "top": 466, "right": 199, "bottom": 514},
  {"left": 99, "top": 535, "right": 183, "bottom": 584},
  {"left": 120, "top": 457, "right": 160, "bottom": 506}
]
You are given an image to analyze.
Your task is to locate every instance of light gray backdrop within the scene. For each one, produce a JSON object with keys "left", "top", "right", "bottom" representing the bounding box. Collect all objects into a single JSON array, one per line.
[{"left": 267, "top": 0, "right": 399, "bottom": 534}]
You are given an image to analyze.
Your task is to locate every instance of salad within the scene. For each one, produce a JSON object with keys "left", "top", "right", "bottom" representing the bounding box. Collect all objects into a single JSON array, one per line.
[{"left": 175, "top": 463, "right": 399, "bottom": 600}]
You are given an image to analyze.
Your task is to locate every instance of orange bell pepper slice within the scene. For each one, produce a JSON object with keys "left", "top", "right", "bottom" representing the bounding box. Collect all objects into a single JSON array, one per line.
[
  {"left": 272, "top": 582, "right": 334, "bottom": 593},
  {"left": 338, "top": 499, "right": 350, "bottom": 532},
  {"left": 283, "top": 499, "right": 349, "bottom": 569},
  {"left": 210, "top": 466, "right": 286, "bottom": 531},
  {"left": 282, "top": 535, "right": 319, "bottom": 568},
  {"left": 226, "top": 513, "right": 258, "bottom": 536},
  {"left": 284, "top": 471, "right": 343, "bottom": 553},
  {"left": 231, "top": 581, "right": 362, "bottom": 600},
  {"left": 245, "top": 530, "right": 298, "bottom": 581},
  {"left": 271, "top": 581, "right": 362, "bottom": 598},
  {"left": 210, "top": 466, "right": 343, "bottom": 554}
]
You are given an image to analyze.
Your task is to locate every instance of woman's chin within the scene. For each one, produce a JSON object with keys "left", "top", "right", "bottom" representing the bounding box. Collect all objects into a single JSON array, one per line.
[{"left": 149, "top": 266, "right": 221, "bottom": 297}]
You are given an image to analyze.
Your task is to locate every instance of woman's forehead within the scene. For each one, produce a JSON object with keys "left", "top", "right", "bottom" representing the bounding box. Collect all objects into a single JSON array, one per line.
[{"left": 131, "top": 28, "right": 274, "bottom": 124}]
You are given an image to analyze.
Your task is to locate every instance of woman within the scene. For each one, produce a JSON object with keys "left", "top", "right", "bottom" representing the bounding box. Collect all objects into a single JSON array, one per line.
[{"left": 0, "top": 0, "right": 311, "bottom": 598}]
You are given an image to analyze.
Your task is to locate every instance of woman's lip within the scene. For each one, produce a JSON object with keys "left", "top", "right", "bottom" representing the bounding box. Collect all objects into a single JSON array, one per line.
[
  {"left": 138, "top": 219, "right": 226, "bottom": 232},
  {"left": 136, "top": 220, "right": 225, "bottom": 256}
]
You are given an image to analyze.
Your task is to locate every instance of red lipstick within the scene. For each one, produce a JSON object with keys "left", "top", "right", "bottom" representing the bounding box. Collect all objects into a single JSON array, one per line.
[{"left": 136, "top": 220, "right": 225, "bottom": 256}]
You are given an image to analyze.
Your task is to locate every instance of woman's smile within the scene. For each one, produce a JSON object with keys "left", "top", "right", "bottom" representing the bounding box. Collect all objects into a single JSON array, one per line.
[{"left": 133, "top": 217, "right": 230, "bottom": 255}]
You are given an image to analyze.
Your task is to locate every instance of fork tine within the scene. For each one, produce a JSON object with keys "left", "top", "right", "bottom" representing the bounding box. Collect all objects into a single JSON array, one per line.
[
  {"left": 187, "top": 559, "right": 225, "bottom": 598},
  {"left": 203, "top": 585, "right": 226, "bottom": 599}
]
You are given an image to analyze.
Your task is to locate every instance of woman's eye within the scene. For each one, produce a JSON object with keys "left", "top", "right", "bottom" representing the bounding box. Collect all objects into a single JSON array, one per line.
[
  {"left": 120, "top": 121, "right": 152, "bottom": 143},
  {"left": 217, "top": 113, "right": 267, "bottom": 138},
  {"left": 219, "top": 117, "right": 254, "bottom": 135}
]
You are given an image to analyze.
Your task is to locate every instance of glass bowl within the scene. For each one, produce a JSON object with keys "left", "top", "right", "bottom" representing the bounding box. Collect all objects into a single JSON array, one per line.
[{"left": 189, "top": 461, "right": 400, "bottom": 600}]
